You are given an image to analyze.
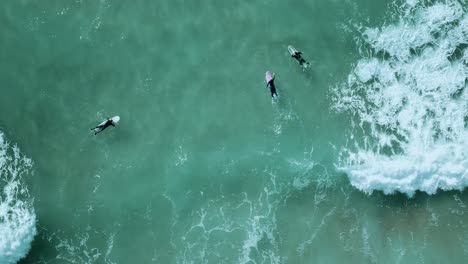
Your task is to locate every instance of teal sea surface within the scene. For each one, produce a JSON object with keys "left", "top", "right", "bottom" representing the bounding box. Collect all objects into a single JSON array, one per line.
[{"left": 1, "top": 0, "right": 468, "bottom": 263}]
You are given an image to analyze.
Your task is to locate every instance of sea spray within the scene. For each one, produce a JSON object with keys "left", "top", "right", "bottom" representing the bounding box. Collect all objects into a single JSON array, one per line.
[
  {"left": 333, "top": 0, "right": 468, "bottom": 196},
  {"left": 0, "top": 132, "right": 36, "bottom": 263}
]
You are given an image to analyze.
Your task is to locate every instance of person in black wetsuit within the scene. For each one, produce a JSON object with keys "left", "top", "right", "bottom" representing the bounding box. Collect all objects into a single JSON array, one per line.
[
  {"left": 291, "top": 51, "right": 310, "bottom": 68},
  {"left": 91, "top": 118, "right": 115, "bottom": 135},
  {"left": 266, "top": 73, "right": 278, "bottom": 98}
]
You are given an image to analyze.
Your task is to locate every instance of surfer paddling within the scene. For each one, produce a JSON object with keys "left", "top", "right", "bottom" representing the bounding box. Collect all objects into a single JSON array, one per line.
[
  {"left": 265, "top": 71, "right": 278, "bottom": 99},
  {"left": 91, "top": 116, "right": 120, "bottom": 135},
  {"left": 288, "top": 45, "right": 310, "bottom": 69}
]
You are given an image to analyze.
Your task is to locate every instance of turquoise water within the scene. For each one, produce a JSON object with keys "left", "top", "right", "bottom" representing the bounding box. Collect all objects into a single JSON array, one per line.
[{"left": 1, "top": 0, "right": 468, "bottom": 263}]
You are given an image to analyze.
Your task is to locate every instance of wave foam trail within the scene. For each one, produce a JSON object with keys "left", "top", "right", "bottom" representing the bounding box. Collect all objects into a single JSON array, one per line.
[
  {"left": 333, "top": 0, "right": 468, "bottom": 196},
  {"left": 0, "top": 132, "right": 36, "bottom": 263}
]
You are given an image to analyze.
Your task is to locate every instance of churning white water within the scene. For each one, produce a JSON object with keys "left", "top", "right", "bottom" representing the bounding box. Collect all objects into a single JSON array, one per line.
[
  {"left": 0, "top": 132, "right": 36, "bottom": 263},
  {"left": 333, "top": 0, "right": 468, "bottom": 196}
]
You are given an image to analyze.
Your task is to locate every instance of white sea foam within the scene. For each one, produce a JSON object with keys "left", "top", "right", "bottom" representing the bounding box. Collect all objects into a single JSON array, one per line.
[
  {"left": 171, "top": 168, "right": 285, "bottom": 264},
  {"left": 0, "top": 132, "right": 36, "bottom": 263},
  {"left": 333, "top": 0, "right": 468, "bottom": 196}
]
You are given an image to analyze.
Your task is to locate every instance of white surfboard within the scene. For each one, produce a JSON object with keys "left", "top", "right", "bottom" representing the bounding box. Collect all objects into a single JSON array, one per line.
[
  {"left": 97, "top": 116, "right": 120, "bottom": 127},
  {"left": 111, "top": 116, "right": 120, "bottom": 124},
  {"left": 288, "top": 45, "right": 299, "bottom": 56}
]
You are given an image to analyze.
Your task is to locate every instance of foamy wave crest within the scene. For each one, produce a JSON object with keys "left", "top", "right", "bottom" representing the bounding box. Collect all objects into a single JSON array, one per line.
[
  {"left": 0, "top": 132, "right": 36, "bottom": 263},
  {"left": 333, "top": 0, "right": 468, "bottom": 196}
]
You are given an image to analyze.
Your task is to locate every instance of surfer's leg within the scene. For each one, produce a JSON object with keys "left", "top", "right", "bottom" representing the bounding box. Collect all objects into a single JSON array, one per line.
[
  {"left": 271, "top": 88, "right": 278, "bottom": 98},
  {"left": 94, "top": 127, "right": 105, "bottom": 135}
]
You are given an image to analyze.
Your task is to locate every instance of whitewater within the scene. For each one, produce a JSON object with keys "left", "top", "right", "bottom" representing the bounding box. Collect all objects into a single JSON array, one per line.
[
  {"left": 0, "top": 132, "right": 36, "bottom": 263},
  {"left": 334, "top": 0, "right": 468, "bottom": 196}
]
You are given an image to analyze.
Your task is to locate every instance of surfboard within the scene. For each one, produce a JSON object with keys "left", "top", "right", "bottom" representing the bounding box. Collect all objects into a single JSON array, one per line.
[
  {"left": 288, "top": 45, "right": 299, "bottom": 56},
  {"left": 97, "top": 116, "right": 120, "bottom": 127},
  {"left": 265, "top": 71, "right": 273, "bottom": 83},
  {"left": 111, "top": 116, "right": 120, "bottom": 124}
]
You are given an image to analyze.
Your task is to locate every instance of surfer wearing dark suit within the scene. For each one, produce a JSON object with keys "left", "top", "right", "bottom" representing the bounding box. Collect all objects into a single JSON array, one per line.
[
  {"left": 266, "top": 74, "right": 278, "bottom": 98},
  {"left": 291, "top": 51, "right": 309, "bottom": 67},
  {"left": 91, "top": 118, "right": 115, "bottom": 135}
]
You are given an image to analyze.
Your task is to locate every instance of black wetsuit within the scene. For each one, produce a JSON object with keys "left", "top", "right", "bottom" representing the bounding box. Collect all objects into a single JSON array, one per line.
[
  {"left": 267, "top": 79, "right": 278, "bottom": 98},
  {"left": 92, "top": 119, "right": 115, "bottom": 135},
  {"left": 292, "top": 52, "right": 308, "bottom": 66}
]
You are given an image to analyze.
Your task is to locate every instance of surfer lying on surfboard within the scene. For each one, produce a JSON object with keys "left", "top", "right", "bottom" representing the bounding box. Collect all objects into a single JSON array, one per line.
[
  {"left": 288, "top": 45, "right": 310, "bottom": 69},
  {"left": 265, "top": 71, "right": 278, "bottom": 98},
  {"left": 91, "top": 116, "right": 120, "bottom": 135}
]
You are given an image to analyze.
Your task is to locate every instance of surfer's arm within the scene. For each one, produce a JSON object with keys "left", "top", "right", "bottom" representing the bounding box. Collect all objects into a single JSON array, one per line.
[{"left": 291, "top": 52, "right": 302, "bottom": 57}]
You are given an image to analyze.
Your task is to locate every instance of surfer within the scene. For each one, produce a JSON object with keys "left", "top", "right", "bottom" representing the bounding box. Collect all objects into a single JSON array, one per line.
[
  {"left": 266, "top": 72, "right": 278, "bottom": 98},
  {"left": 288, "top": 45, "right": 310, "bottom": 68},
  {"left": 291, "top": 51, "right": 309, "bottom": 67},
  {"left": 91, "top": 117, "right": 116, "bottom": 135}
]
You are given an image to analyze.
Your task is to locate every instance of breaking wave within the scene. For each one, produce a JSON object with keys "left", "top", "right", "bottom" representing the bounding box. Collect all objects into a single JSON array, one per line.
[
  {"left": 333, "top": 0, "right": 468, "bottom": 196},
  {"left": 0, "top": 132, "right": 36, "bottom": 263}
]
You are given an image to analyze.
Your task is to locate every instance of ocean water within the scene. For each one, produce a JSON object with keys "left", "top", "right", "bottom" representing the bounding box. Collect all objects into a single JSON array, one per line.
[{"left": 0, "top": 0, "right": 467, "bottom": 263}]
